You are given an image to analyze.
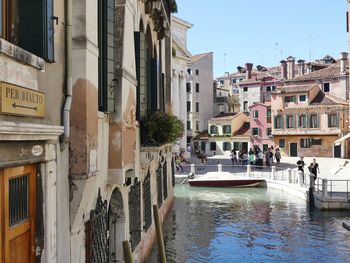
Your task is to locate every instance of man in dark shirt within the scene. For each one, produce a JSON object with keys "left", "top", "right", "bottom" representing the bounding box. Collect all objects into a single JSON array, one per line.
[
  {"left": 309, "top": 158, "right": 320, "bottom": 178},
  {"left": 296, "top": 156, "right": 305, "bottom": 183}
]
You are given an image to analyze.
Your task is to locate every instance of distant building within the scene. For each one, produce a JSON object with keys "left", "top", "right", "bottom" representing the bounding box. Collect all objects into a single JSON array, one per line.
[
  {"left": 249, "top": 103, "right": 274, "bottom": 151},
  {"left": 203, "top": 112, "right": 250, "bottom": 155},
  {"left": 271, "top": 84, "right": 349, "bottom": 158},
  {"left": 171, "top": 16, "right": 192, "bottom": 155},
  {"left": 186, "top": 52, "right": 214, "bottom": 145}
]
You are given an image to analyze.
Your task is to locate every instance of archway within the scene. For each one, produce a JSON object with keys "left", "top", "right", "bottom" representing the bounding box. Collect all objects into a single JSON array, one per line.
[{"left": 109, "top": 187, "right": 125, "bottom": 262}]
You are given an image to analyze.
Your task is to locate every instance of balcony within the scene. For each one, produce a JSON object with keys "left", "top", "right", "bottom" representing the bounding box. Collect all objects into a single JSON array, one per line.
[
  {"left": 272, "top": 127, "right": 341, "bottom": 136},
  {"left": 215, "top": 97, "right": 228, "bottom": 103}
]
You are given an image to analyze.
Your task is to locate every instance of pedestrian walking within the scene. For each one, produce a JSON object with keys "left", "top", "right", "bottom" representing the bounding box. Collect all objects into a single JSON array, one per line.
[
  {"left": 296, "top": 156, "right": 305, "bottom": 183},
  {"left": 275, "top": 148, "right": 281, "bottom": 165},
  {"left": 231, "top": 149, "right": 238, "bottom": 165},
  {"left": 308, "top": 158, "right": 320, "bottom": 178},
  {"left": 175, "top": 153, "right": 183, "bottom": 172},
  {"left": 249, "top": 151, "right": 255, "bottom": 165}
]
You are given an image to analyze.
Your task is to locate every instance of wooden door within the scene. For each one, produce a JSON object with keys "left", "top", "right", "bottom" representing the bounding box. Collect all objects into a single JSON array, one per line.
[
  {"left": 290, "top": 143, "right": 298, "bottom": 157},
  {"left": 1, "top": 165, "right": 36, "bottom": 263}
]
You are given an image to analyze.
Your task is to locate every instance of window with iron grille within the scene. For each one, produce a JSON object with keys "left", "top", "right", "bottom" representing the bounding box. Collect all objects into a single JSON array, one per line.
[
  {"left": 163, "top": 162, "right": 168, "bottom": 200},
  {"left": 9, "top": 175, "right": 29, "bottom": 227},
  {"left": 143, "top": 172, "right": 152, "bottom": 231},
  {"left": 156, "top": 165, "right": 163, "bottom": 207},
  {"left": 129, "top": 180, "right": 141, "bottom": 251},
  {"left": 85, "top": 189, "right": 109, "bottom": 263}
]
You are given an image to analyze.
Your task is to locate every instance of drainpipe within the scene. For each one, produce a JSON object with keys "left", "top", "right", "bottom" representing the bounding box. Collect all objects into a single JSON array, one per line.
[{"left": 62, "top": 0, "right": 72, "bottom": 149}]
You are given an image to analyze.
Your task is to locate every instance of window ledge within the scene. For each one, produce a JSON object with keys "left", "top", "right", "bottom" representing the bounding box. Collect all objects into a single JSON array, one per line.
[{"left": 0, "top": 38, "right": 45, "bottom": 70}]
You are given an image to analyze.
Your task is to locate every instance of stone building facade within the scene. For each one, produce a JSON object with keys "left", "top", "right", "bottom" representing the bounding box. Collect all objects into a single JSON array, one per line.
[
  {"left": 186, "top": 52, "right": 214, "bottom": 144},
  {"left": 69, "top": 0, "right": 176, "bottom": 262},
  {"left": 271, "top": 85, "right": 349, "bottom": 158},
  {"left": 249, "top": 103, "right": 274, "bottom": 151},
  {"left": 171, "top": 16, "right": 192, "bottom": 155},
  {"left": 0, "top": 1, "right": 67, "bottom": 262}
]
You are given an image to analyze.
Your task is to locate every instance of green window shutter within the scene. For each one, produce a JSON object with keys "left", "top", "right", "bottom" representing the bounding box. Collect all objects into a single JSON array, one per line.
[
  {"left": 45, "top": 0, "right": 54, "bottom": 61},
  {"left": 134, "top": 31, "right": 147, "bottom": 120},
  {"left": 274, "top": 116, "right": 277, "bottom": 129},
  {"left": 327, "top": 113, "right": 330, "bottom": 127},
  {"left": 336, "top": 112, "right": 339, "bottom": 127},
  {"left": 150, "top": 58, "right": 159, "bottom": 114}
]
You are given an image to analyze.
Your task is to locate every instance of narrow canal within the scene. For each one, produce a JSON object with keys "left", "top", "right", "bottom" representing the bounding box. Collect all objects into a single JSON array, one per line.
[{"left": 145, "top": 185, "right": 350, "bottom": 263}]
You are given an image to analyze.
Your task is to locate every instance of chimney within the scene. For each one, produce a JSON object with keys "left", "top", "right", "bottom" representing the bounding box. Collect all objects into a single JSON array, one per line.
[
  {"left": 287, "top": 56, "right": 296, "bottom": 79},
  {"left": 225, "top": 72, "right": 229, "bottom": 76},
  {"left": 297, "top": 59, "right": 305, "bottom": 76},
  {"left": 245, "top": 63, "right": 253, "bottom": 80},
  {"left": 340, "top": 52, "right": 348, "bottom": 74},
  {"left": 280, "top": 60, "right": 287, "bottom": 79}
]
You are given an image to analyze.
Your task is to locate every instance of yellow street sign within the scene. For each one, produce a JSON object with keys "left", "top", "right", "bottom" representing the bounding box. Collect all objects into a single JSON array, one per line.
[{"left": 0, "top": 82, "right": 46, "bottom": 118}]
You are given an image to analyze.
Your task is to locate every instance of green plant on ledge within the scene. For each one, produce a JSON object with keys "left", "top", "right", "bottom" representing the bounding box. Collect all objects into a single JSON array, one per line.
[{"left": 146, "top": 111, "right": 184, "bottom": 145}]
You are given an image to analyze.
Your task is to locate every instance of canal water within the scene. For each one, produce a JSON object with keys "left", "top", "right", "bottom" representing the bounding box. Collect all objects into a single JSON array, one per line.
[{"left": 145, "top": 185, "right": 350, "bottom": 263}]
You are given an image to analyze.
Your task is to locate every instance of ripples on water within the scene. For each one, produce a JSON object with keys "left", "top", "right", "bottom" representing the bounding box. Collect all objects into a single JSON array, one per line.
[{"left": 145, "top": 185, "right": 350, "bottom": 263}]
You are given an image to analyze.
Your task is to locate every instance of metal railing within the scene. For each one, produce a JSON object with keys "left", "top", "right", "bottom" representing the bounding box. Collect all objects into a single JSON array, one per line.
[
  {"left": 315, "top": 178, "right": 350, "bottom": 199},
  {"left": 177, "top": 163, "right": 301, "bottom": 185}
]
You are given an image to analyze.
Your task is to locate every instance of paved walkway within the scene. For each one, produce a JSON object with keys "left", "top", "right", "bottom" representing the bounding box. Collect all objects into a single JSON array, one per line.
[{"left": 178, "top": 154, "right": 350, "bottom": 180}]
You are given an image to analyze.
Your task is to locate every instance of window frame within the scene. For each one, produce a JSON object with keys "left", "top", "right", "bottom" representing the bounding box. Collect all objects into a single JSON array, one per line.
[
  {"left": 210, "top": 142, "right": 216, "bottom": 151},
  {"left": 279, "top": 139, "right": 285, "bottom": 148},
  {"left": 243, "top": 101, "right": 248, "bottom": 111},
  {"left": 299, "top": 114, "right": 307, "bottom": 128},
  {"left": 323, "top": 82, "right": 331, "bottom": 93},
  {"left": 243, "top": 87, "right": 248, "bottom": 92},
  {"left": 252, "top": 127, "right": 259, "bottom": 136},
  {"left": 286, "top": 115, "right": 295, "bottom": 129},
  {"left": 195, "top": 102, "right": 199, "bottom": 112},
  {"left": 300, "top": 138, "right": 311, "bottom": 148},
  {"left": 299, "top": 95, "right": 307, "bottom": 102},
  {"left": 186, "top": 101, "right": 191, "bottom": 112},
  {"left": 195, "top": 83, "right": 200, "bottom": 93},
  {"left": 309, "top": 114, "right": 319, "bottom": 128}
]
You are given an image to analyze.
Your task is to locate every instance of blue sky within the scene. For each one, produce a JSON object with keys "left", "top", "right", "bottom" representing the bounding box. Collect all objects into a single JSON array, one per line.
[{"left": 175, "top": 0, "right": 348, "bottom": 78}]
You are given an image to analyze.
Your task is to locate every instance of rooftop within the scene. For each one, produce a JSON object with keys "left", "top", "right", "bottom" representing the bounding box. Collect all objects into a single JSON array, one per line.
[
  {"left": 310, "top": 91, "right": 348, "bottom": 106},
  {"left": 190, "top": 52, "right": 213, "bottom": 63}
]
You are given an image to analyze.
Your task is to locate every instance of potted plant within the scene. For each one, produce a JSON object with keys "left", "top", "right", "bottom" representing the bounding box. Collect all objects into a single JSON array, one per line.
[{"left": 145, "top": 111, "right": 184, "bottom": 145}]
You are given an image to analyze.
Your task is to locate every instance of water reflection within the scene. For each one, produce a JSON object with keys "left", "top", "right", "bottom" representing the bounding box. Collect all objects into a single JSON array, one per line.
[{"left": 145, "top": 185, "right": 350, "bottom": 263}]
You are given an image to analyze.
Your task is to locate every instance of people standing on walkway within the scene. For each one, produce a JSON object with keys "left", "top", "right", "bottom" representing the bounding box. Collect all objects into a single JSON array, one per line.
[
  {"left": 265, "top": 150, "right": 271, "bottom": 166},
  {"left": 258, "top": 149, "right": 264, "bottom": 169},
  {"left": 242, "top": 151, "right": 248, "bottom": 165},
  {"left": 249, "top": 151, "right": 255, "bottom": 165},
  {"left": 269, "top": 147, "right": 274, "bottom": 164},
  {"left": 275, "top": 148, "right": 281, "bottom": 165},
  {"left": 308, "top": 158, "right": 320, "bottom": 178},
  {"left": 187, "top": 144, "right": 192, "bottom": 155},
  {"left": 297, "top": 156, "right": 305, "bottom": 183},
  {"left": 175, "top": 153, "right": 183, "bottom": 172},
  {"left": 180, "top": 151, "right": 190, "bottom": 164},
  {"left": 230, "top": 149, "right": 238, "bottom": 165}
]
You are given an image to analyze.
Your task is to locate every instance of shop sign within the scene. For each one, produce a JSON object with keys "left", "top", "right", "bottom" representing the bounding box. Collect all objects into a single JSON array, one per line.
[{"left": 0, "top": 82, "right": 45, "bottom": 118}]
